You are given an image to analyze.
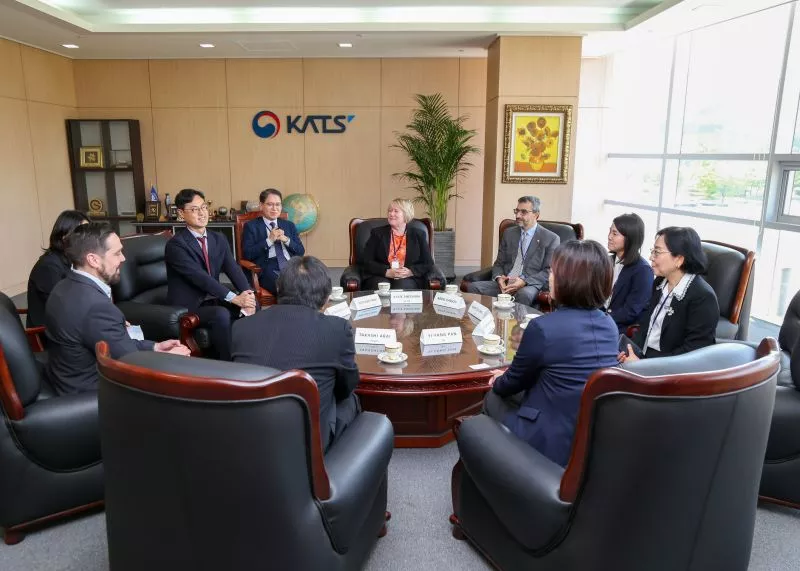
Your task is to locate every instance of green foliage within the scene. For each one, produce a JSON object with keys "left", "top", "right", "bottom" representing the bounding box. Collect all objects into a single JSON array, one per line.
[{"left": 392, "top": 93, "right": 480, "bottom": 231}]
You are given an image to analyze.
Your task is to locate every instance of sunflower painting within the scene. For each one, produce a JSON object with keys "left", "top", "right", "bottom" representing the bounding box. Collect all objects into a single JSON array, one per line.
[{"left": 502, "top": 104, "right": 572, "bottom": 184}]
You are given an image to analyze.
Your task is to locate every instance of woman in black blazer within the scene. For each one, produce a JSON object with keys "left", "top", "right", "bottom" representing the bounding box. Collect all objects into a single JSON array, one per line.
[
  {"left": 620, "top": 226, "right": 719, "bottom": 361},
  {"left": 606, "top": 213, "right": 654, "bottom": 333},
  {"left": 26, "top": 210, "right": 89, "bottom": 327},
  {"left": 360, "top": 198, "right": 434, "bottom": 291}
]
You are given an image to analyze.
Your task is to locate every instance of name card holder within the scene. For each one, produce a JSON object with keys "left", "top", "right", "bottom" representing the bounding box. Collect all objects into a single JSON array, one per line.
[
  {"left": 433, "top": 292, "right": 466, "bottom": 310},
  {"left": 468, "top": 301, "right": 491, "bottom": 321},
  {"left": 433, "top": 304, "right": 467, "bottom": 319},
  {"left": 420, "top": 327, "right": 463, "bottom": 345},
  {"left": 350, "top": 294, "right": 382, "bottom": 311},
  {"left": 324, "top": 301, "right": 351, "bottom": 319},
  {"left": 353, "top": 306, "right": 382, "bottom": 321},
  {"left": 390, "top": 290, "right": 423, "bottom": 304},
  {"left": 355, "top": 327, "right": 397, "bottom": 345},
  {"left": 472, "top": 314, "right": 495, "bottom": 337}
]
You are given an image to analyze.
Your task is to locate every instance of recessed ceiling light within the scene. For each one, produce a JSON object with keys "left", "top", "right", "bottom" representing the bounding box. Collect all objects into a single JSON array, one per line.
[
  {"left": 199, "top": 43, "right": 215, "bottom": 48},
  {"left": 338, "top": 43, "right": 353, "bottom": 48},
  {"left": 62, "top": 44, "right": 79, "bottom": 49}
]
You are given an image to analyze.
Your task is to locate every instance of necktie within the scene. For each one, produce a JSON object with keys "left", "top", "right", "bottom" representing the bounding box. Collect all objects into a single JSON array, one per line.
[
  {"left": 508, "top": 231, "right": 529, "bottom": 279},
  {"left": 197, "top": 236, "right": 212, "bottom": 275},
  {"left": 272, "top": 222, "right": 288, "bottom": 270}
]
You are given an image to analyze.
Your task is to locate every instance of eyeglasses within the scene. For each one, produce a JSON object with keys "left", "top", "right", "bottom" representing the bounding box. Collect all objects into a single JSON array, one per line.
[
  {"left": 264, "top": 202, "right": 281, "bottom": 208},
  {"left": 183, "top": 204, "right": 209, "bottom": 214},
  {"left": 650, "top": 248, "right": 670, "bottom": 257},
  {"left": 513, "top": 208, "right": 534, "bottom": 215}
]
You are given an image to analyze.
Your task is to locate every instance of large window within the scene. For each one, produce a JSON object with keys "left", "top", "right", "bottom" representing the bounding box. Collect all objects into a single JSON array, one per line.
[{"left": 599, "top": 2, "right": 800, "bottom": 326}]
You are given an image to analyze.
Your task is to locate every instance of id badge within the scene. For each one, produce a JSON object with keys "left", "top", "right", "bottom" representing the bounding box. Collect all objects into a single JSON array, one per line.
[{"left": 390, "top": 260, "right": 400, "bottom": 269}]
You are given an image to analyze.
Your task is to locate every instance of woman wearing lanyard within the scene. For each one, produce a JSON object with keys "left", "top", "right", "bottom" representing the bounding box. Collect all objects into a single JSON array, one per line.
[
  {"left": 619, "top": 226, "right": 719, "bottom": 362},
  {"left": 360, "top": 198, "right": 434, "bottom": 291}
]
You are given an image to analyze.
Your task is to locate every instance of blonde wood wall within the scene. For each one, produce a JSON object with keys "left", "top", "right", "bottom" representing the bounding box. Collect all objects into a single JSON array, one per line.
[
  {"left": 0, "top": 39, "right": 76, "bottom": 295},
  {"left": 73, "top": 56, "right": 488, "bottom": 267}
]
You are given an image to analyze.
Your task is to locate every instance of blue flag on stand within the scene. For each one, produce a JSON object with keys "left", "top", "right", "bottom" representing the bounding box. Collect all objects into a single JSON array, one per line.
[{"left": 150, "top": 184, "right": 159, "bottom": 202}]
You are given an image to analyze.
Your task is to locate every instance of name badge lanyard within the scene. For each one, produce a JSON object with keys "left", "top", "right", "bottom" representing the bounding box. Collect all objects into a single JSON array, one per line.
[
  {"left": 643, "top": 288, "right": 673, "bottom": 355},
  {"left": 389, "top": 229, "right": 406, "bottom": 267}
]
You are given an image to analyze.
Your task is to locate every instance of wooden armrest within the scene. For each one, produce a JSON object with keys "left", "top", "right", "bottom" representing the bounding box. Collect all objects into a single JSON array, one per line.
[
  {"left": 239, "top": 259, "right": 262, "bottom": 273},
  {"left": 17, "top": 308, "right": 28, "bottom": 315},
  {"left": 25, "top": 326, "right": 46, "bottom": 353},
  {"left": 179, "top": 314, "right": 202, "bottom": 357}
]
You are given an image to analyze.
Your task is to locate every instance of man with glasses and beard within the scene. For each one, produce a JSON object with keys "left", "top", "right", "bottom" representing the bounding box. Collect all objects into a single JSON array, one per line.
[
  {"left": 466, "top": 196, "right": 560, "bottom": 307},
  {"left": 45, "top": 223, "right": 190, "bottom": 395}
]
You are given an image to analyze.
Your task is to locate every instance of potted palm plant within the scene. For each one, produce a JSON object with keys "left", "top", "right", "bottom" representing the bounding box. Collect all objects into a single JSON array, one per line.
[{"left": 392, "top": 93, "right": 480, "bottom": 281}]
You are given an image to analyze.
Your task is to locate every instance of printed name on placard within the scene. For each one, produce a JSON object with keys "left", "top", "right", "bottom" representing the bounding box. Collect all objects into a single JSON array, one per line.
[
  {"left": 468, "top": 301, "right": 491, "bottom": 320},
  {"left": 350, "top": 293, "right": 382, "bottom": 311},
  {"left": 390, "top": 290, "right": 423, "bottom": 304},
  {"left": 391, "top": 303, "right": 424, "bottom": 314},
  {"left": 419, "top": 326, "right": 464, "bottom": 345},
  {"left": 324, "top": 301, "right": 351, "bottom": 319},
  {"left": 354, "top": 327, "right": 397, "bottom": 345},
  {"left": 433, "top": 292, "right": 466, "bottom": 309},
  {"left": 420, "top": 342, "right": 463, "bottom": 356}
]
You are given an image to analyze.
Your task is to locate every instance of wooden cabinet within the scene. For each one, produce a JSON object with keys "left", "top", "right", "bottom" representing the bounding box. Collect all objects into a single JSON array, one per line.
[{"left": 66, "top": 119, "right": 145, "bottom": 235}]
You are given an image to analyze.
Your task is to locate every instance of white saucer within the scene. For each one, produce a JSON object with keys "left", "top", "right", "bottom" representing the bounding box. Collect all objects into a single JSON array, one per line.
[
  {"left": 375, "top": 290, "right": 392, "bottom": 297},
  {"left": 492, "top": 300, "right": 515, "bottom": 309},
  {"left": 378, "top": 352, "right": 408, "bottom": 364},
  {"left": 477, "top": 344, "right": 504, "bottom": 355},
  {"left": 329, "top": 295, "right": 348, "bottom": 302}
]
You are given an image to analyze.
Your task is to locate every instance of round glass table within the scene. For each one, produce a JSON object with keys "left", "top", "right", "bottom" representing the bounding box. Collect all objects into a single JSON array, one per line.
[{"left": 324, "top": 290, "right": 540, "bottom": 447}]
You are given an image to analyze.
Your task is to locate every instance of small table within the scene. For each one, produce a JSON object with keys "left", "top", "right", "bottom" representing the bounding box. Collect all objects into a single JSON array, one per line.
[{"left": 327, "top": 291, "right": 539, "bottom": 447}]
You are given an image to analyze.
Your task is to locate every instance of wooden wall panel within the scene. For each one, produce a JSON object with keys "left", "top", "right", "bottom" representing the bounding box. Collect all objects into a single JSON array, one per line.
[
  {"left": 304, "top": 107, "right": 381, "bottom": 266},
  {"left": 380, "top": 107, "right": 415, "bottom": 209},
  {"left": 28, "top": 102, "right": 77, "bottom": 246},
  {"left": 496, "top": 37, "right": 582, "bottom": 98},
  {"left": 0, "top": 98, "right": 43, "bottom": 292},
  {"left": 459, "top": 58, "right": 487, "bottom": 108},
  {"left": 152, "top": 108, "right": 231, "bottom": 207},
  {"left": 149, "top": 60, "right": 227, "bottom": 108},
  {"left": 226, "top": 59, "right": 303, "bottom": 108},
  {"left": 304, "top": 59, "right": 381, "bottom": 107},
  {"left": 455, "top": 107, "right": 486, "bottom": 266},
  {"left": 0, "top": 39, "right": 25, "bottom": 100},
  {"left": 227, "top": 106, "right": 306, "bottom": 207},
  {"left": 74, "top": 60, "right": 151, "bottom": 108},
  {"left": 381, "top": 58, "right": 460, "bottom": 107},
  {"left": 20, "top": 46, "right": 75, "bottom": 107}
]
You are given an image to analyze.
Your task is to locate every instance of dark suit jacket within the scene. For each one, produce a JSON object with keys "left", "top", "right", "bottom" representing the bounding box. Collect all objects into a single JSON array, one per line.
[
  {"left": 242, "top": 216, "right": 305, "bottom": 270},
  {"left": 360, "top": 225, "right": 434, "bottom": 284},
  {"left": 231, "top": 304, "right": 360, "bottom": 451},
  {"left": 27, "top": 250, "right": 71, "bottom": 328},
  {"left": 632, "top": 275, "right": 719, "bottom": 357},
  {"left": 607, "top": 256, "right": 654, "bottom": 334},
  {"left": 45, "top": 272, "right": 154, "bottom": 395},
  {"left": 492, "top": 307, "right": 619, "bottom": 467},
  {"left": 165, "top": 228, "right": 251, "bottom": 312},
  {"left": 491, "top": 224, "right": 560, "bottom": 291}
]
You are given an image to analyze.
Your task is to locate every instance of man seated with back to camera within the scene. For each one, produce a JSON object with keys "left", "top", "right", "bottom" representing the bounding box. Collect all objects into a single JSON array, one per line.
[
  {"left": 231, "top": 256, "right": 361, "bottom": 452},
  {"left": 165, "top": 188, "right": 256, "bottom": 361},
  {"left": 46, "top": 222, "right": 190, "bottom": 395}
]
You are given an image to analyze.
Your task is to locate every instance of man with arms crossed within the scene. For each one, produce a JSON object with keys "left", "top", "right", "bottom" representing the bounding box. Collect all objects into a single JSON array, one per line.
[
  {"left": 46, "top": 223, "right": 189, "bottom": 395},
  {"left": 466, "top": 195, "right": 560, "bottom": 307}
]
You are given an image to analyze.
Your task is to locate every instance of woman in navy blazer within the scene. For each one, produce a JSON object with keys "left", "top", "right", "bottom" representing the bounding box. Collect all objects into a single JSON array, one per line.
[
  {"left": 606, "top": 213, "right": 654, "bottom": 333},
  {"left": 484, "top": 240, "right": 620, "bottom": 467}
]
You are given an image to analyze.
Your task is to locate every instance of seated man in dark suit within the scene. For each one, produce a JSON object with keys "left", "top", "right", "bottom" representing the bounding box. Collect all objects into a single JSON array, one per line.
[
  {"left": 231, "top": 256, "right": 361, "bottom": 451},
  {"left": 46, "top": 222, "right": 190, "bottom": 395},
  {"left": 241, "top": 188, "right": 305, "bottom": 295},
  {"left": 166, "top": 188, "right": 256, "bottom": 361}
]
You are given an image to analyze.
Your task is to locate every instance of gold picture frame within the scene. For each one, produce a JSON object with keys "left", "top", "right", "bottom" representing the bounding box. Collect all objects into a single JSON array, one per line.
[
  {"left": 79, "top": 146, "right": 104, "bottom": 169},
  {"left": 501, "top": 104, "right": 572, "bottom": 184}
]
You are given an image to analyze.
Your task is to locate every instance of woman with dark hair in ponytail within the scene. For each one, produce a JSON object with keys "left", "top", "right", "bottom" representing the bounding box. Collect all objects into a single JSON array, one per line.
[
  {"left": 26, "top": 210, "right": 90, "bottom": 327},
  {"left": 606, "top": 213, "right": 654, "bottom": 333}
]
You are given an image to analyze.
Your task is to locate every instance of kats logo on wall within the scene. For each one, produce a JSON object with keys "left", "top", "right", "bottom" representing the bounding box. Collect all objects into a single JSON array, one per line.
[{"left": 252, "top": 110, "right": 355, "bottom": 138}]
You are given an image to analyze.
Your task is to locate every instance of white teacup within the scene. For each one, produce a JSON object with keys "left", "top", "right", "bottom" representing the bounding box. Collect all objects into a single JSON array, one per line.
[
  {"left": 384, "top": 341, "right": 403, "bottom": 356},
  {"left": 331, "top": 286, "right": 344, "bottom": 298},
  {"left": 378, "top": 282, "right": 391, "bottom": 294},
  {"left": 497, "top": 293, "right": 515, "bottom": 304},
  {"left": 445, "top": 284, "right": 458, "bottom": 295},
  {"left": 483, "top": 333, "right": 502, "bottom": 347}
]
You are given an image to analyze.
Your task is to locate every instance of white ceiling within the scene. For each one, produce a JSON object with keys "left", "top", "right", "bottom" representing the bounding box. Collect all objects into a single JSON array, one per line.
[{"left": 0, "top": 0, "right": 790, "bottom": 59}]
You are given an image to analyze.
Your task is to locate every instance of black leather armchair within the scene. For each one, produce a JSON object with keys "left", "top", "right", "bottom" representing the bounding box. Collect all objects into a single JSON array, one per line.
[
  {"left": 97, "top": 343, "right": 393, "bottom": 571},
  {"left": 451, "top": 340, "right": 779, "bottom": 571},
  {"left": 0, "top": 294, "right": 103, "bottom": 544},
  {"left": 340, "top": 217, "right": 445, "bottom": 292},
  {"left": 760, "top": 288, "right": 800, "bottom": 508},
  {"left": 460, "top": 219, "right": 583, "bottom": 310},
  {"left": 702, "top": 240, "right": 755, "bottom": 340}
]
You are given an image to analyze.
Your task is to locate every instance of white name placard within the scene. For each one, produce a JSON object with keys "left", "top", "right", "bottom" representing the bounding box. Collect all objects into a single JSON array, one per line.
[
  {"left": 355, "top": 327, "right": 397, "bottom": 345},
  {"left": 352, "top": 306, "right": 382, "bottom": 321},
  {"left": 350, "top": 294, "right": 382, "bottom": 311},
  {"left": 472, "top": 314, "right": 495, "bottom": 337},
  {"left": 391, "top": 303, "right": 424, "bottom": 314},
  {"left": 468, "top": 301, "right": 491, "bottom": 321},
  {"left": 324, "top": 301, "right": 351, "bottom": 319},
  {"left": 420, "top": 326, "right": 463, "bottom": 345},
  {"left": 390, "top": 290, "right": 423, "bottom": 304},
  {"left": 433, "top": 304, "right": 466, "bottom": 319},
  {"left": 354, "top": 343, "right": 385, "bottom": 356},
  {"left": 420, "top": 342, "right": 463, "bottom": 356},
  {"left": 433, "top": 292, "right": 466, "bottom": 309}
]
